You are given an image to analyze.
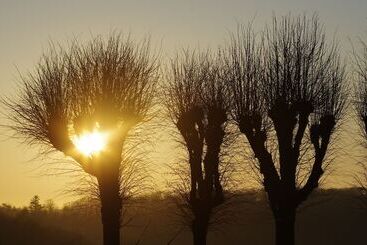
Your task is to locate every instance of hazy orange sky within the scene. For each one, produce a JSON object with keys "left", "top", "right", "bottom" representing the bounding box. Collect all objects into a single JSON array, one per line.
[{"left": 1, "top": 0, "right": 367, "bottom": 206}]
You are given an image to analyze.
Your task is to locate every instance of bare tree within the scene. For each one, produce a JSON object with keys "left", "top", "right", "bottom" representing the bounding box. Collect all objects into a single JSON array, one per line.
[
  {"left": 354, "top": 37, "right": 367, "bottom": 209},
  {"left": 164, "top": 51, "right": 233, "bottom": 245},
  {"left": 224, "top": 16, "right": 347, "bottom": 245},
  {"left": 4, "top": 34, "right": 159, "bottom": 245}
]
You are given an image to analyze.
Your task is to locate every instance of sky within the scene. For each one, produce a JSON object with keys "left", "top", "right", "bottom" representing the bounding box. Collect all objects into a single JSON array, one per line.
[{"left": 0, "top": 0, "right": 367, "bottom": 206}]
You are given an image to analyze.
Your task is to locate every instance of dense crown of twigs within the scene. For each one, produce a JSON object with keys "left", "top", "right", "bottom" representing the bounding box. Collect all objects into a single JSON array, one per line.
[
  {"left": 6, "top": 35, "right": 158, "bottom": 170},
  {"left": 355, "top": 39, "right": 367, "bottom": 138},
  {"left": 224, "top": 15, "right": 347, "bottom": 209}
]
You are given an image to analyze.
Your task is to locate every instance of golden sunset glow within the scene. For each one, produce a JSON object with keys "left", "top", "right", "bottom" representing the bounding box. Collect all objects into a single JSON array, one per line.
[{"left": 72, "top": 129, "right": 108, "bottom": 156}]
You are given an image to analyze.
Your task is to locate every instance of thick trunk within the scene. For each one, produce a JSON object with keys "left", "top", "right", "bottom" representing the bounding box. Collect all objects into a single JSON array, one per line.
[
  {"left": 192, "top": 216, "right": 208, "bottom": 245},
  {"left": 274, "top": 208, "right": 296, "bottom": 245},
  {"left": 98, "top": 175, "right": 122, "bottom": 245},
  {"left": 204, "top": 144, "right": 223, "bottom": 198}
]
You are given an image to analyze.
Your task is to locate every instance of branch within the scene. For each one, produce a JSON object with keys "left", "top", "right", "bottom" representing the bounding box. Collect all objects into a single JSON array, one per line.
[
  {"left": 239, "top": 114, "right": 280, "bottom": 202},
  {"left": 297, "top": 115, "right": 335, "bottom": 205},
  {"left": 293, "top": 102, "right": 313, "bottom": 161}
]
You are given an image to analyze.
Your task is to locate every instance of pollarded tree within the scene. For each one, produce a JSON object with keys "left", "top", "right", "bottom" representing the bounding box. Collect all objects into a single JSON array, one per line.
[
  {"left": 354, "top": 38, "right": 367, "bottom": 209},
  {"left": 5, "top": 34, "right": 159, "bottom": 245},
  {"left": 165, "top": 51, "right": 231, "bottom": 245},
  {"left": 224, "top": 16, "right": 347, "bottom": 245}
]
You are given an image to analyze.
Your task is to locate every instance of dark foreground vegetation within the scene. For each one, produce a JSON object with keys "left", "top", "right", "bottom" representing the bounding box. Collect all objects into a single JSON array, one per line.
[{"left": 0, "top": 188, "right": 366, "bottom": 245}]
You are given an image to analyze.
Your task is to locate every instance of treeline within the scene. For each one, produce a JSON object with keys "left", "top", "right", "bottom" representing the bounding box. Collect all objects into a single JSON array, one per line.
[
  {"left": 0, "top": 189, "right": 366, "bottom": 245},
  {"left": 0, "top": 196, "right": 100, "bottom": 245}
]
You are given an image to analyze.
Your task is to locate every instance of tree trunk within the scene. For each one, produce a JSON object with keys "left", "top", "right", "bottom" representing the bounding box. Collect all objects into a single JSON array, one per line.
[
  {"left": 98, "top": 175, "right": 122, "bottom": 245},
  {"left": 192, "top": 216, "right": 208, "bottom": 245},
  {"left": 274, "top": 208, "right": 296, "bottom": 245}
]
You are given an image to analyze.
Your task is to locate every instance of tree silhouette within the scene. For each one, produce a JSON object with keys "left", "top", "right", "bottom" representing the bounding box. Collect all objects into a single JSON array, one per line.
[
  {"left": 354, "top": 37, "right": 367, "bottom": 209},
  {"left": 4, "top": 34, "right": 159, "bottom": 245},
  {"left": 164, "top": 51, "right": 232, "bottom": 245},
  {"left": 224, "top": 16, "right": 347, "bottom": 245},
  {"left": 29, "top": 195, "right": 43, "bottom": 213},
  {"left": 44, "top": 199, "right": 56, "bottom": 212}
]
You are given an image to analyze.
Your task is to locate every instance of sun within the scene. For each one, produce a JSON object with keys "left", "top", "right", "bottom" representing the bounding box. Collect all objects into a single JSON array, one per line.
[{"left": 72, "top": 128, "right": 108, "bottom": 156}]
